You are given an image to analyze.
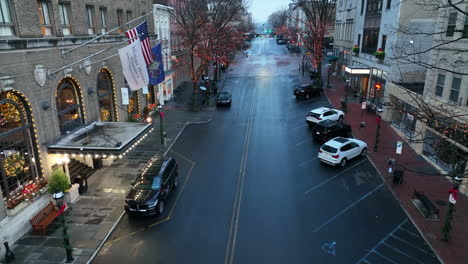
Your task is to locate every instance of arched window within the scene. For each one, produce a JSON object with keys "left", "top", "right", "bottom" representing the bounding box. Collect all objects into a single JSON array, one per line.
[
  {"left": 0, "top": 92, "right": 41, "bottom": 200},
  {"left": 97, "top": 69, "right": 116, "bottom": 122},
  {"left": 56, "top": 78, "right": 83, "bottom": 134},
  {"left": 127, "top": 89, "right": 139, "bottom": 117}
]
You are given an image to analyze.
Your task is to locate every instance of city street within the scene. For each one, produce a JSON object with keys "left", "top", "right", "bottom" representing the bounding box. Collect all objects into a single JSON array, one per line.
[{"left": 93, "top": 38, "right": 439, "bottom": 264}]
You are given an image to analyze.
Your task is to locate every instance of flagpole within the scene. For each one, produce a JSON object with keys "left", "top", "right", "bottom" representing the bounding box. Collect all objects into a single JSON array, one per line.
[
  {"left": 48, "top": 35, "right": 148, "bottom": 78},
  {"left": 62, "top": 12, "right": 154, "bottom": 56}
]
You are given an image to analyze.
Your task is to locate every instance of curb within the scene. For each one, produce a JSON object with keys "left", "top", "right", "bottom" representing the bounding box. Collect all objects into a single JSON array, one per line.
[
  {"left": 323, "top": 77, "right": 444, "bottom": 264},
  {"left": 88, "top": 75, "right": 227, "bottom": 263},
  {"left": 86, "top": 210, "right": 126, "bottom": 264}
]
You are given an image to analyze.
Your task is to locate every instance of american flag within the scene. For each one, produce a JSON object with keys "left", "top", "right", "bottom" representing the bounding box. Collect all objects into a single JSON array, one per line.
[{"left": 125, "top": 21, "right": 154, "bottom": 65}]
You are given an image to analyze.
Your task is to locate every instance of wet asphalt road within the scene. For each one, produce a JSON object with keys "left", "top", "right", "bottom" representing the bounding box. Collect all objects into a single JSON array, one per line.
[{"left": 93, "top": 38, "right": 439, "bottom": 264}]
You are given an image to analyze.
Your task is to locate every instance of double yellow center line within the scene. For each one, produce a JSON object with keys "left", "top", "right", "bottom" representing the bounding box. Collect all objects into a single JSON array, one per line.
[{"left": 225, "top": 88, "right": 256, "bottom": 264}]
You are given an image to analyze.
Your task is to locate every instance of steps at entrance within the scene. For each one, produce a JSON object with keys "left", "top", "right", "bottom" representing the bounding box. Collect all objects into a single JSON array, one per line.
[{"left": 68, "top": 159, "right": 96, "bottom": 181}]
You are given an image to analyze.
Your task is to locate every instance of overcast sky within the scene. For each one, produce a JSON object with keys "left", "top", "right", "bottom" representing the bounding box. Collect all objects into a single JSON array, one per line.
[{"left": 249, "top": 0, "right": 288, "bottom": 23}]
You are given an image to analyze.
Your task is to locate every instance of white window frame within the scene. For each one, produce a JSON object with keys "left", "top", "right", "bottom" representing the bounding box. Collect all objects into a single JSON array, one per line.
[
  {"left": 59, "top": 2, "right": 71, "bottom": 35},
  {"left": 449, "top": 76, "right": 461, "bottom": 102},
  {"left": 0, "top": 0, "right": 14, "bottom": 36},
  {"left": 86, "top": 5, "right": 94, "bottom": 35},
  {"left": 435, "top": 73, "right": 445, "bottom": 97},
  {"left": 99, "top": 7, "right": 107, "bottom": 34}
]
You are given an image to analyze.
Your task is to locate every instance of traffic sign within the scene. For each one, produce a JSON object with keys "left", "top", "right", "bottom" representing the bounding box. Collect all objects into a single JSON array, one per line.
[
  {"left": 361, "top": 102, "right": 367, "bottom": 110},
  {"left": 396, "top": 141, "right": 403, "bottom": 154}
]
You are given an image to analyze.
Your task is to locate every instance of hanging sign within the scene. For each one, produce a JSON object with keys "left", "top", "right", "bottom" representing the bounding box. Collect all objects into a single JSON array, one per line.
[{"left": 121, "top": 88, "right": 129, "bottom": 105}]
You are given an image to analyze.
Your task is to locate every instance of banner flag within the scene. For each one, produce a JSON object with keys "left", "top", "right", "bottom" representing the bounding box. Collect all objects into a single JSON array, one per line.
[
  {"left": 148, "top": 43, "right": 165, "bottom": 85},
  {"left": 119, "top": 39, "right": 149, "bottom": 91}
]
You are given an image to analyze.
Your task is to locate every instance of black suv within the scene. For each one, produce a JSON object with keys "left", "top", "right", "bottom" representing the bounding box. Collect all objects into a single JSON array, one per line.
[
  {"left": 294, "top": 83, "right": 322, "bottom": 99},
  {"left": 125, "top": 157, "right": 178, "bottom": 216},
  {"left": 312, "top": 120, "right": 352, "bottom": 142}
]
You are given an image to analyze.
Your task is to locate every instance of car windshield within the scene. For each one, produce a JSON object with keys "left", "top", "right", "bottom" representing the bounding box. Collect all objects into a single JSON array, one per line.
[
  {"left": 219, "top": 92, "right": 230, "bottom": 97},
  {"left": 314, "top": 125, "right": 327, "bottom": 132},
  {"left": 134, "top": 175, "right": 161, "bottom": 190},
  {"left": 321, "top": 144, "right": 338, "bottom": 153}
]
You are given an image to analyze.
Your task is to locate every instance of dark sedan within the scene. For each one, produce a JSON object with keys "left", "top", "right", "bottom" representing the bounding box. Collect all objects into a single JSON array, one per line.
[
  {"left": 312, "top": 119, "right": 352, "bottom": 142},
  {"left": 216, "top": 91, "right": 232, "bottom": 106},
  {"left": 293, "top": 83, "right": 322, "bottom": 99},
  {"left": 125, "top": 157, "right": 178, "bottom": 216}
]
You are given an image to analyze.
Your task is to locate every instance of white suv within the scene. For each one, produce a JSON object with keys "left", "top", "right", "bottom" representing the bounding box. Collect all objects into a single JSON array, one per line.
[
  {"left": 318, "top": 137, "right": 367, "bottom": 167},
  {"left": 306, "top": 107, "right": 344, "bottom": 126}
]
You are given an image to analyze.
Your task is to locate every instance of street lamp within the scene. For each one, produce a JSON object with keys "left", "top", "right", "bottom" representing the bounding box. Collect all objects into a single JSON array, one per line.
[
  {"left": 157, "top": 105, "right": 165, "bottom": 146},
  {"left": 53, "top": 190, "right": 74, "bottom": 263},
  {"left": 374, "top": 115, "right": 382, "bottom": 152}
]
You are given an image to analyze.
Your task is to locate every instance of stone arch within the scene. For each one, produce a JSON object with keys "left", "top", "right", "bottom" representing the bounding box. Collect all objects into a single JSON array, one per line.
[
  {"left": 55, "top": 77, "right": 85, "bottom": 135},
  {"left": 0, "top": 90, "right": 43, "bottom": 203}
]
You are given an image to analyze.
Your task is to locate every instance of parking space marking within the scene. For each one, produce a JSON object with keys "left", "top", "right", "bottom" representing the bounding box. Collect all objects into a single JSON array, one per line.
[
  {"left": 304, "top": 159, "right": 367, "bottom": 195},
  {"left": 103, "top": 151, "right": 195, "bottom": 246},
  {"left": 313, "top": 183, "right": 384, "bottom": 232},
  {"left": 399, "top": 227, "right": 419, "bottom": 238},
  {"left": 296, "top": 137, "right": 313, "bottom": 146},
  {"left": 382, "top": 242, "right": 426, "bottom": 264},
  {"left": 355, "top": 219, "right": 408, "bottom": 264},
  {"left": 372, "top": 250, "right": 399, "bottom": 264},
  {"left": 390, "top": 234, "right": 430, "bottom": 254},
  {"left": 299, "top": 157, "right": 318, "bottom": 167}
]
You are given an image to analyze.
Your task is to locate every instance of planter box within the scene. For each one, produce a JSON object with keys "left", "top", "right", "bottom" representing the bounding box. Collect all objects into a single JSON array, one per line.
[
  {"left": 375, "top": 54, "right": 385, "bottom": 60},
  {"left": 6, "top": 201, "right": 28, "bottom": 216},
  {"left": 64, "top": 184, "right": 80, "bottom": 204}
]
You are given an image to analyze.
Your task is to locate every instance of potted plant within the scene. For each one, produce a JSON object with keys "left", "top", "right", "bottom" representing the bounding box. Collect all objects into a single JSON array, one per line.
[
  {"left": 374, "top": 48, "right": 385, "bottom": 60},
  {"left": 48, "top": 169, "right": 70, "bottom": 203},
  {"left": 352, "top": 45, "right": 360, "bottom": 54}
]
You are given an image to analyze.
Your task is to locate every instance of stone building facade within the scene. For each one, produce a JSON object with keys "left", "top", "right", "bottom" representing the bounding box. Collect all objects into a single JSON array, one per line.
[{"left": 0, "top": 0, "right": 156, "bottom": 244}]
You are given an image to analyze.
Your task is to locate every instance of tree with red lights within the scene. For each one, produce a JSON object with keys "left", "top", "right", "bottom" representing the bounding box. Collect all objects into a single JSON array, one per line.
[{"left": 291, "top": 0, "right": 336, "bottom": 87}]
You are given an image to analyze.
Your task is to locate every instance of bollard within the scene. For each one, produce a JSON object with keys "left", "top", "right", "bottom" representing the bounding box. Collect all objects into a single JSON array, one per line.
[{"left": 4, "top": 242, "right": 15, "bottom": 263}]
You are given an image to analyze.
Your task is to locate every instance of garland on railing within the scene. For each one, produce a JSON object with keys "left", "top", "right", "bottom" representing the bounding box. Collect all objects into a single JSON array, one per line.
[{"left": 5, "top": 178, "right": 48, "bottom": 210}]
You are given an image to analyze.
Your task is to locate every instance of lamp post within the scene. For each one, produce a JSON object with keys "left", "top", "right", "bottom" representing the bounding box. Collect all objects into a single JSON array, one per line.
[
  {"left": 157, "top": 105, "right": 165, "bottom": 146},
  {"left": 53, "top": 190, "right": 74, "bottom": 263},
  {"left": 374, "top": 115, "right": 382, "bottom": 152}
]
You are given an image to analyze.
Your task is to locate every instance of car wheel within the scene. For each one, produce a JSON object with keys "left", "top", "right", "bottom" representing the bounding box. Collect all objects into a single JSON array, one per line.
[
  {"left": 305, "top": 94, "right": 310, "bottom": 100},
  {"left": 360, "top": 148, "right": 367, "bottom": 157},
  {"left": 338, "top": 116, "right": 344, "bottom": 123},
  {"left": 174, "top": 176, "right": 178, "bottom": 188},
  {"left": 157, "top": 200, "right": 164, "bottom": 215},
  {"left": 339, "top": 158, "right": 347, "bottom": 167}
]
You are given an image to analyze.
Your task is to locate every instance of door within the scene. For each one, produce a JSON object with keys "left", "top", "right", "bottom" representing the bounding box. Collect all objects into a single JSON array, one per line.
[
  {"left": 348, "top": 142, "right": 360, "bottom": 158},
  {"left": 340, "top": 143, "right": 352, "bottom": 159}
]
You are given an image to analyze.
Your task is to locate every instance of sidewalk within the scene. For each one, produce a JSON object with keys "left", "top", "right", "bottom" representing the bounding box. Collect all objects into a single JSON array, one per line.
[
  {"left": 1, "top": 70, "right": 229, "bottom": 264},
  {"left": 322, "top": 67, "right": 468, "bottom": 264}
]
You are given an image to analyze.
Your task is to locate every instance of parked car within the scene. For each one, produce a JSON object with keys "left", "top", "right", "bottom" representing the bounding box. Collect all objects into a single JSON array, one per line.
[
  {"left": 276, "top": 39, "right": 287, "bottom": 45},
  {"left": 125, "top": 157, "right": 178, "bottom": 216},
  {"left": 294, "top": 83, "right": 322, "bottom": 99},
  {"left": 306, "top": 107, "right": 344, "bottom": 126},
  {"left": 318, "top": 137, "right": 367, "bottom": 167},
  {"left": 216, "top": 91, "right": 232, "bottom": 106},
  {"left": 312, "top": 120, "right": 352, "bottom": 142}
]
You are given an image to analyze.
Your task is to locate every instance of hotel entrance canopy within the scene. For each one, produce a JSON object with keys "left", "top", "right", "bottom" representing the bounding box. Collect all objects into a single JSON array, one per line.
[
  {"left": 48, "top": 122, "right": 154, "bottom": 157},
  {"left": 345, "top": 65, "right": 371, "bottom": 76}
]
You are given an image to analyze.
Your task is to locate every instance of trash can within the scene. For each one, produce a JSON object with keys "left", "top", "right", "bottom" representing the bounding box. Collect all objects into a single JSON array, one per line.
[
  {"left": 340, "top": 99, "right": 347, "bottom": 112},
  {"left": 74, "top": 176, "right": 88, "bottom": 195},
  {"left": 393, "top": 170, "right": 404, "bottom": 184}
]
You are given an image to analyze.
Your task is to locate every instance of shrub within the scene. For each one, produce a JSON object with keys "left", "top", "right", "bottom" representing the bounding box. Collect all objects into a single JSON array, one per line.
[{"left": 47, "top": 169, "right": 70, "bottom": 194}]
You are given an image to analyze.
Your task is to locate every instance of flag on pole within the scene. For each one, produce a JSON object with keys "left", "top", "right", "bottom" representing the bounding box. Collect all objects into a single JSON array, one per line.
[
  {"left": 125, "top": 21, "right": 154, "bottom": 65},
  {"left": 118, "top": 39, "right": 149, "bottom": 91},
  {"left": 148, "top": 43, "right": 165, "bottom": 85}
]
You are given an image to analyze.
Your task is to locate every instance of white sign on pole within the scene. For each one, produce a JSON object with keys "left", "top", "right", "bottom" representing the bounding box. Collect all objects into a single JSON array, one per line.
[
  {"left": 396, "top": 141, "right": 403, "bottom": 154},
  {"left": 361, "top": 102, "right": 367, "bottom": 110},
  {"left": 118, "top": 39, "right": 149, "bottom": 91},
  {"left": 142, "top": 85, "right": 149, "bottom": 95},
  {"left": 121, "top": 88, "right": 129, "bottom": 105}
]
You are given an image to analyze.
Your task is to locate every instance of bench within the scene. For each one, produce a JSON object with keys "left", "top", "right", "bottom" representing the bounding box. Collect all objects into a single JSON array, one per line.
[
  {"left": 412, "top": 190, "right": 439, "bottom": 219},
  {"left": 29, "top": 201, "right": 60, "bottom": 234}
]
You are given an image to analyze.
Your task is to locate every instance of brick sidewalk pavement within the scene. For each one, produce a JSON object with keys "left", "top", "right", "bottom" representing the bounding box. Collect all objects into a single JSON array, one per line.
[{"left": 322, "top": 67, "right": 468, "bottom": 264}]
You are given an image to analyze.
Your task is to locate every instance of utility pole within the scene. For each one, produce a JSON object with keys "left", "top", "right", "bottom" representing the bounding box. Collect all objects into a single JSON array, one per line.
[{"left": 157, "top": 105, "right": 165, "bottom": 147}]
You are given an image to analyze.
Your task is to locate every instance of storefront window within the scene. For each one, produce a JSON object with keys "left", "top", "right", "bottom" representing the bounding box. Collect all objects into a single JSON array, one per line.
[
  {"left": 97, "top": 69, "right": 115, "bottom": 122},
  {"left": 56, "top": 78, "right": 83, "bottom": 134},
  {"left": 0, "top": 92, "right": 41, "bottom": 202},
  {"left": 389, "top": 96, "right": 417, "bottom": 138},
  {"left": 127, "top": 89, "right": 139, "bottom": 116},
  {"left": 423, "top": 130, "right": 467, "bottom": 172}
]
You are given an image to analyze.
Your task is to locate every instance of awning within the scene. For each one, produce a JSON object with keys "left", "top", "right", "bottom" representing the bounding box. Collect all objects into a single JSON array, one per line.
[
  {"left": 48, "top": 122, "right": 153, "bottom": 157},
  {"left": 345, "top": 65, "right": 370, "bottom": 76}
]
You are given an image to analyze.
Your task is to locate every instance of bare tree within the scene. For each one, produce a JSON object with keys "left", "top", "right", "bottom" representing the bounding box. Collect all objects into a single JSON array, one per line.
[
  {"left": 291, "top": 0, "right": 336, "bottom": 86},
  {"left": 169, "top": 0, "right": 248, "bottom": 109},
  {"left": 268, "top": 9, "right": 288, "bottom": 34}
]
